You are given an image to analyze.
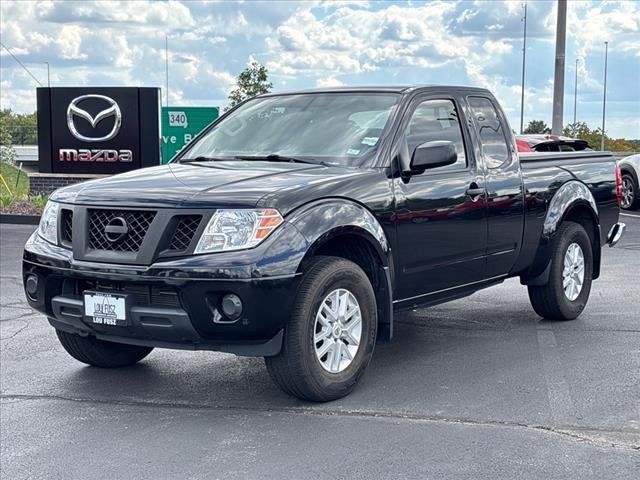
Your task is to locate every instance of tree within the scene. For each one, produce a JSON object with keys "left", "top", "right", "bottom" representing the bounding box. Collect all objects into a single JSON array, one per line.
[
  {"left": 12, "top": 112, "right": 37, "bottom": 145},
  {"left": 628, "top": 140, "right": 640, "bottom": 151},
  {"left": 605, "top": 137, "right": 635, "bottom": 152},
  {"left": 562, "top": 122, "right": 600, "bottom": 148},
  {"left": 0, "top": 111, "right": 13, "bottom": 147},
  {"left": 562, "top": 122, "right": 635, "bottom": 152},
  {"left": 523, "top": 120, "right": 551, "bottom": 134},
  {"left": 0, "top": 109, "right": 38, "bottom": 145},
  {"left": 226, "top": 62, "right": 273, "bottom": 111}
]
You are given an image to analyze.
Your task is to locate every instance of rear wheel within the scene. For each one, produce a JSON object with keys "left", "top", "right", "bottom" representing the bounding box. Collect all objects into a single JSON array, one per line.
[
  {"left": 621, "top": 173, "right": 638, "bottom": 210},
  {"left": 265, "top": 256, "right": 377, "bottom": 402},
  {"left": 528, "top": 221, "right": 593, "bottom": 321},
  {"left": 56, "top": 330, "right": 153, "bottom": 368}
]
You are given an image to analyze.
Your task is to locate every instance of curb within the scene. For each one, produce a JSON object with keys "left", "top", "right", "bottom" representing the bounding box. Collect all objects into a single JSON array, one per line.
[{"left": 0, "top": 214, "right": 40, "bottom": 225}]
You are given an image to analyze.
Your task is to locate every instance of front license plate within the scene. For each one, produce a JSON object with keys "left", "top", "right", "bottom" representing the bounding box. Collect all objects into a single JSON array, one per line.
[{"left": 84, "top": 292, "right": 127, "bottom": 326}]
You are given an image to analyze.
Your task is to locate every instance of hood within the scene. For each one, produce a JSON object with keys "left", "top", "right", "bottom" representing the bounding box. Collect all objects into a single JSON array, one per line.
[{"left": 51, "top": 161, "right": 380, "bottom": 213}]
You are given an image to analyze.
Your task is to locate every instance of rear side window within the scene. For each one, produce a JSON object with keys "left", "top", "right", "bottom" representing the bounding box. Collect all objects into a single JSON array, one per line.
[
  {"left": 404, "top": 99, "right": 467, "bottom": 172},
  {"left": 468, "top": 96, "right": 509, "bottom": 169}
]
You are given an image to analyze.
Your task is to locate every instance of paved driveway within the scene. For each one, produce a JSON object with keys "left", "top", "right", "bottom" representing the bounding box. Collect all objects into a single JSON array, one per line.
[{"left": 2, "top": 214, "right": 639, "bottom": 479}]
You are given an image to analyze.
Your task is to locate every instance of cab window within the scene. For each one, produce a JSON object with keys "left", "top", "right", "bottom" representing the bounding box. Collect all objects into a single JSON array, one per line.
[
  {"left": 404, "top": 99, "right": 467, "bottom": 172},
  {"left": 468, "top": 96, "right": 509, "bottom": 168}
]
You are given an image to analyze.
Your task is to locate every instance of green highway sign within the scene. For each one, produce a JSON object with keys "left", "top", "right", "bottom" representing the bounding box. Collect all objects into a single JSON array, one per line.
[{"left": 161, "top": 106, "right": 219, "bottom": 163}]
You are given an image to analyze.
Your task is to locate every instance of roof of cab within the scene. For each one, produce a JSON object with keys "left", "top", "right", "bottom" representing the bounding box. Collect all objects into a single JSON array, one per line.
[{"left": 260, "top": 85, "right": 492, "bottom": 96}]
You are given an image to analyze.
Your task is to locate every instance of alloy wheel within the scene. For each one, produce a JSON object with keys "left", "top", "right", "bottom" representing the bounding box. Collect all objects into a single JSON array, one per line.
[
  {"left": 562, "top": 242, "right": 585, "bottom": 301},
  {"left": 313, "top": 288, "right": 362, "bottom": 373},
  {"left": 621, "top": 177, "right": 634, "bottom": 209}
]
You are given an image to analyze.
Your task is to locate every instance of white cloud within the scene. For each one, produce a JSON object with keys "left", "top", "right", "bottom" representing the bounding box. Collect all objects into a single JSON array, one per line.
[
  {"left": 56, "top": 25, "right": 88, "bottom": 60},
  {"left": 0, "top": 1, "right": 638, "bottom": 137},
  {"left": 265, "top": 2, "right": 471, "bottom": 79},
  {"left": 321, "top": 1, "right": 370, "bottom": 9},
  {"left": 567, "top": 1, "right": 639, "bottom": 60},
  {"left": 316, "top": 76, "right": 344, "bottom": 87},
  {"left": 483, "top": 39, "right": 513, "bottom": 56}
]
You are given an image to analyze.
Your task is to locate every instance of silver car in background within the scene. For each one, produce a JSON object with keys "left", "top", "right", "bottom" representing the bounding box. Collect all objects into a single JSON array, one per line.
[{"left": 618, "top": 154, "right": 640, "bottom": 210}]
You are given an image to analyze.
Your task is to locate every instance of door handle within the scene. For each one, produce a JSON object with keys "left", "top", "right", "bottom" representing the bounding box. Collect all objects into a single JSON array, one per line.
[{"left": 466, "top": 184, "right": 485, "bottom": 197}]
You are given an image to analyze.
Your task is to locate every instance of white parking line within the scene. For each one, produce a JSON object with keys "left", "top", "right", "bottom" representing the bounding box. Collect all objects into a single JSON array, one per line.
[{"left": 620, "top": 212, "right": 640, "bottom": 219}]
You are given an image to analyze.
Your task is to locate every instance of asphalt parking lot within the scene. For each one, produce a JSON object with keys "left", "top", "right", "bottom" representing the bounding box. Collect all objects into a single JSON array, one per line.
[{"left": 1, "top": 212, "right": 639, "bottom": 479}]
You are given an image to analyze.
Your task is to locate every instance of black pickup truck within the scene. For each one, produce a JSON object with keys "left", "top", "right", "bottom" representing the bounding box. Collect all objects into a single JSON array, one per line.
[{"left": 24, "top": 86, "right": 626, "bottom": 401}]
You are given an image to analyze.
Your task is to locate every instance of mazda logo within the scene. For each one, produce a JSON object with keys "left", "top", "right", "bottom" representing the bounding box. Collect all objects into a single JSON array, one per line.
[
  {"left": 66, "top": 94, "right": 122, "bottom": 142},
  {"left": 104, "top": 217, "right": 129, "bottom": 243}
]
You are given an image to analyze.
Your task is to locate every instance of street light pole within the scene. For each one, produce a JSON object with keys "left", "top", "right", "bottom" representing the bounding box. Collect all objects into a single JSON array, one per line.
[
  {"left": 601, "top": 41, "right": 608, "bottom": 151},
  {"left": 573, "top": 58, "right": 578, "bottom": 134},
  {"left": 165, "top": 35, "right": 169, "bottom": 107},
  {"left": 44, "top": 62, "right": 50, "bottom": 87},
  {"left": 551, "top": 0, "right": 567, "bottom": 135},
  {"left": 520, "top": 3, "right": 527, "bottom": 134}
]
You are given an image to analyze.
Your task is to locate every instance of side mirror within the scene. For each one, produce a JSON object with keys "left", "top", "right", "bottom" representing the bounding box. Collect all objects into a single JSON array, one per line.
[{"left": 410, "top": 141, "right": 457, "bottom": 172}]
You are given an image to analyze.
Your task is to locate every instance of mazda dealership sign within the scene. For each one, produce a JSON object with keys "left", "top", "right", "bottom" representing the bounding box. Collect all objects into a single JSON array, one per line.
[
  {"left": 37, "top": 87, "right": 160, "bottom": 174},
  {"left": 67, "top": 94, "right": 122, "bottom": 142}
]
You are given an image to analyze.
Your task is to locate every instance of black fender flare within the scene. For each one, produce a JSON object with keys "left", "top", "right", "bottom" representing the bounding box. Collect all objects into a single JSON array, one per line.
[
  {"left": 542, "top": 180, "right": 599, "bottom": 240},
  {"left": 524, "top": 180, "right": 600, "bottom": 285},
  {"left": 286, "top": 199, "right": 395, "bottom": 340}
]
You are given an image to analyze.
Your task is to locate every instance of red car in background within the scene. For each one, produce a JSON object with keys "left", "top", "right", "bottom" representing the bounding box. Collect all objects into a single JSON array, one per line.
[{"left": 516, "top": 134, "right": 592, "bottom": 153}]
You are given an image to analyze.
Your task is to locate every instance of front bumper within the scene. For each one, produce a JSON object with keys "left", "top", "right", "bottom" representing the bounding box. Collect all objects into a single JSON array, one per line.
[{"left": 23, "top": 231, "right": 305, "bottom": 356}]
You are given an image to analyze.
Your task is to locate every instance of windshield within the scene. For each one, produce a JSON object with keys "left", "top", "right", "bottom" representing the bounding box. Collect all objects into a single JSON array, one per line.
[{"left": 179, "top": 92, "right": 401, "bottom": 167}]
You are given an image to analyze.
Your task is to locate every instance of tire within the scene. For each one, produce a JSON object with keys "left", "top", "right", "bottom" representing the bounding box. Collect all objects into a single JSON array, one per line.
[
  {"left": 621, "top": 173, "right": 638, "bottom": 210},
  {"left": 265, "top": 256, "right": 377, "bottom": 402},
  {"left": 56, "top": 330, "right": 153, "bottom": 368},
  {"left": 528, "top": 221, "right": 593, "bottom": 321}
]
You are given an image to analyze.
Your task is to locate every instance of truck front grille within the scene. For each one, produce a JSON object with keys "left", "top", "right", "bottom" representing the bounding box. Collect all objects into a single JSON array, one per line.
[
  {"left": 168, "top": 215, "right": 202, "bottom": 251},
  {"left": 60, "top": 209, "right": 73, "bottom": 245},
  {"left": 88, "top": 209, "right": 156, "bottom": 252}
]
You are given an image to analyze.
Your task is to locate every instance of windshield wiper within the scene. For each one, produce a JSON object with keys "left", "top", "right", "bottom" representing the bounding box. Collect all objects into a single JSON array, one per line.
[
  {"left": 233, "top": 154, "right": 324, "bottom": 165},
  {"left": 179, "top": 156, "right": 232, "bottom": 163}
]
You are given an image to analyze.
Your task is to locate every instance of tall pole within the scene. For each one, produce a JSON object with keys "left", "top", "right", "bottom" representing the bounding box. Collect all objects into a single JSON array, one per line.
[
  {"left": 573, "top": 58, "right": 578, "bottom": 133},
  {"left": 165, "top": 35, "right": 169, "bottom": 107},
  {"left": 601, "top": 41, "right": 608, "bottom": 151},
  {"left": 519, "top": 3, "right": 527, "bottom": 134},
  {"left": 44, "top": 62, "right": 50, "bottom": 87},
  {"left": 551, "top": 0, "right": 567, "bottom": 135}
]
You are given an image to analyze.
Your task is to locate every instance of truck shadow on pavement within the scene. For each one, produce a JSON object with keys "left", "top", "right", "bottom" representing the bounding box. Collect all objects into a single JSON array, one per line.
[{"left": 60, "top": 304, "right": 555, "bottom": 414}]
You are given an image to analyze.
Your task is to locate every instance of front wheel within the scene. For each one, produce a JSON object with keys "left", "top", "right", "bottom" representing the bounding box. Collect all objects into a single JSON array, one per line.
[
  {"left": 528, "top": 221, "right": 593, "bottom": 320},
  {"left": 265, "top": 256, "right": 377, "bottom": 402}
]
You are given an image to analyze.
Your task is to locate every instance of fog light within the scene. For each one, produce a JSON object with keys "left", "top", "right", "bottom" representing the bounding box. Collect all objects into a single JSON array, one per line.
[
  {"left": 25, "top": 274, "right": 39, "bottom": 300},
  {"left": 221, "top": 294, "right": 243, "bottom": 321}
]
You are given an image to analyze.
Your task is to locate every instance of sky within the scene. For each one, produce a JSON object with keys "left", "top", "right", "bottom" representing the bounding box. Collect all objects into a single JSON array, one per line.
[{"left": 1, "top": 0, "right": 639, "bottom": 138}]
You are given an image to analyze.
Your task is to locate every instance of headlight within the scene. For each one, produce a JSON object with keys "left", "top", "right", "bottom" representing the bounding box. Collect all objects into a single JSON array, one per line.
[
  {"left": 38, "top": 200, "right": 59, "bottom": 245},
  {"left": 194, "top": 209, "right": 284, "bottom": 254}
]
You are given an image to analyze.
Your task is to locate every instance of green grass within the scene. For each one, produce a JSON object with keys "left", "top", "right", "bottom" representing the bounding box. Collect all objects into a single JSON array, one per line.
[
  {"left": 0, "top": 162, "right": 47, "bottom": 214},
  {"left": 30, "top": 194, "right": 48, "bottom": 209},
  {"left": 0, "top": 161, "right": 29, "bottom": 198}
]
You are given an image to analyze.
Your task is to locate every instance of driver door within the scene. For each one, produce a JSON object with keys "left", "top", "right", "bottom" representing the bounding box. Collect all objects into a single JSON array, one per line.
[{"left": 394, "top": 96, "right": 488, "bottom": 302}]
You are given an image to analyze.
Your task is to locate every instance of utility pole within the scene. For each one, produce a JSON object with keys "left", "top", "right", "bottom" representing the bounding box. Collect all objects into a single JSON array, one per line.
[
  {"left": 571, "top": 58, "right": 580, "bottom": 137},
  {"left": 572, "top": 58, "right": 578, "bottom": 134},
  {"left": 601, "top": 41, "right": 608, "bottom": 151},
  {"left": 165, "top": 35, "right": 169, "bottom": 107},
  {"left": 551, "top": 0, "right": 567, "bottom": 135},
  {"left": 520, "top": 3, "right": 527, "bottom": 134},
  {"left": 44, "top": 62, "right": 50, "bottom": 87}
]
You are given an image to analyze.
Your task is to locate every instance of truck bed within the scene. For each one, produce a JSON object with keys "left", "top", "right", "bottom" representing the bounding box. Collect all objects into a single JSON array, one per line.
[
  {"left": 519, "top": 150, "right": 614, "bottom": 168},
  {"left": 515, "top": 150, "right": 619, "bottom": 277}
]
